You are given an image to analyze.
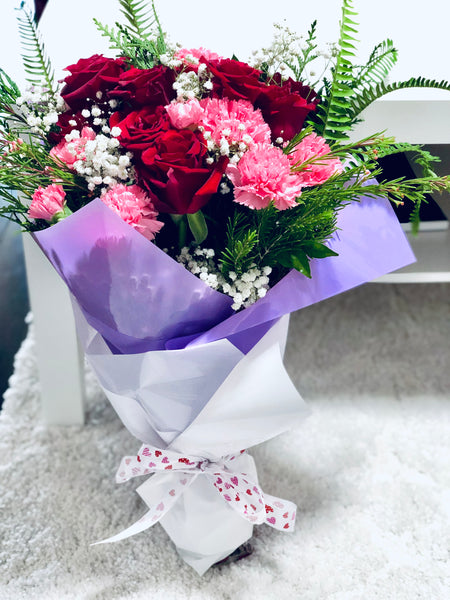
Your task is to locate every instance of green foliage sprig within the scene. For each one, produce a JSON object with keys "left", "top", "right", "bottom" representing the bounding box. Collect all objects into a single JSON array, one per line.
[
  {"left": 219, "top": 212, "right": 259, "bottom": 276},
  {"left": 312, "top": 0, "right": 359, "bottom": 141},
  {"left": 16, "top": 4, "right": 55, "bottom": 94},
  {"left": 353, "top": 39, "right": 398, "bottom": 89},
  {"left": 0, "top": 69, "right": 24, "bottom": 133},
  {"left": 303, "top": 0, "right": 450, "bottom": 139},
  {"left": 216, "top": 137, "right": 450, "bottom": 277},
  {"left": 280, "top": 21, "right": 320, "bottom": 86},
  {"left": 94, "top": 0, "right": 167, "bottom": 68}
]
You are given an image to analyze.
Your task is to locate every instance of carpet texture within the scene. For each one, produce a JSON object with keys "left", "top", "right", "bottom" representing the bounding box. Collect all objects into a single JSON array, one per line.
[{"left": 0, "top": 283, "right": 449, "bottom": 600}]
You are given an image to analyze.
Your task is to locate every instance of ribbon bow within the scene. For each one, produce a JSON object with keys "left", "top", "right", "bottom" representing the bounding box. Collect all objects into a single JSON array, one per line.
[{"left": 95, "top": 444, "right": 296, "bottom": 545}]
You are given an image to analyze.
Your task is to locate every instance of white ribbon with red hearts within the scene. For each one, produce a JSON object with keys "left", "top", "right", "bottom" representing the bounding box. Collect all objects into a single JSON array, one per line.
[{"left": 94, "top": 444, "right": 296, "bottom": 545}]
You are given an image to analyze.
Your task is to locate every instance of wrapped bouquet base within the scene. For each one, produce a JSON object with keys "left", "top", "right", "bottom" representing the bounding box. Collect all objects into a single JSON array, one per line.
[{"left": 78, "top": 310, "right": 306, "bottom": 574}]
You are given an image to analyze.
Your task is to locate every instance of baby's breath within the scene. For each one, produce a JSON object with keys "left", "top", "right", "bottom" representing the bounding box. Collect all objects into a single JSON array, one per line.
[
  {"left": 16, "top": 85, "right": 64, "bottom": 135},
  {"left": 177, "top": 247, "right": 272, "bottom": 311}
]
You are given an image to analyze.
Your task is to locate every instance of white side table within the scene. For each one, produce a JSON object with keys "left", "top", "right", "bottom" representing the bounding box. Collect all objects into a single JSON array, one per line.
[{"left": 22, "top": 234, "right": 85, "bottom": 425}]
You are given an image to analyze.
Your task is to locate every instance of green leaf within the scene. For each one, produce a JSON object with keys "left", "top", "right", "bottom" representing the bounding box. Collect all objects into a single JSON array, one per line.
[
  {"left": 187, "top": 210, "right": 208, "bottom": 245},
  {"left": 278, "top": 249, "right": 312, "bottom": 278},
  {"left": 303, "top": 242, "right": 339, "bottom": 258}
]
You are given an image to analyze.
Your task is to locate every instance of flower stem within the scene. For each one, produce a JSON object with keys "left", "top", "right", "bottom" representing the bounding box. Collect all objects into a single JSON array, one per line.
[
  {"left": 187, "top": 210, "right": 208, "bottom": 245},
  {"left": 171, "top": 214, "right": 187, "bottom": 249}
]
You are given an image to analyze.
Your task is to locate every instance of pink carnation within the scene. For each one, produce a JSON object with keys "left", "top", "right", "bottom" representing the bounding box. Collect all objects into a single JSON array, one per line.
[
  {"left": 226, "top": 143, "right": 303, "bottom": 210},
  {"left": 199, "top": 97, "right": 271, "bottom": 150},
  {"left": 289, "top": 133, "right": 343, "bottom": 187},
  {"left": 100, "top": 184, "right": 163, "bottom": 240},
  {"left": 175, "top": 47, "right": 222, "bottom": 70},
  {"left": 50, "top": 126, "right": 96, "bottom": 169},
  {"left": 165, "top": 99, "right": 204, "bottom": 130},
  {"left": 29, "top": 184, "right": 66, "bottom": 221}
]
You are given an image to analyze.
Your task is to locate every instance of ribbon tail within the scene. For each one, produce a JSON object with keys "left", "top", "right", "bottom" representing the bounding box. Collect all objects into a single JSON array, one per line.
[
  {"left": 263, "top": 493, "right": 297, "bottom": 532},
  {"left": 92, "top": 472, "right": 197, "bottom": 545},
  {"left": 207, "top": 471, "right": 267, "bottom": 524},
  {"left": 91, "top": 508, "right": 161, "bottom": 545}
]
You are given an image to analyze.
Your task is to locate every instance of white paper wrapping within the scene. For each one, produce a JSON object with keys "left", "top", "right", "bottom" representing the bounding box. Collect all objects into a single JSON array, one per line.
[{"left": 73, "top": 300, "right": 308, "bottom": 573}]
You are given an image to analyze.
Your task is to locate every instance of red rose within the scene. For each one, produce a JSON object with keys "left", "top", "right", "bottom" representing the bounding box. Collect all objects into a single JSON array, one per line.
[
  {"left": 110, "top": 105, "right": 171, "bottom": 152},
  {"left": 255, "top": 76, "right": 319, "bottom": 141},
  {"left": 108, "top": 65, "right": 176, "bottom": 109},
  {"left": 61, "top": 54, "right": 127, "bottom": 110},
  {"left": 141, "top": 128, "right": 226, "bottom": 214},
  {"left": 201, "top": 58, "right": 263, "bottom": 103},
  {"left": 111, "top": 107, "right": 225, "bottom": 214}
]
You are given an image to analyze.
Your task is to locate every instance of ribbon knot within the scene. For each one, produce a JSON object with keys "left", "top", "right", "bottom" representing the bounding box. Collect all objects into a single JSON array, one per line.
[{"left": 95, "top": 444, "right": 297, "bottom": 545}]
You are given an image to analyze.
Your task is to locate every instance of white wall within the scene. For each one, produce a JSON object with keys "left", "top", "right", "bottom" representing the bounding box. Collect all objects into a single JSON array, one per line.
[{"left": 1, "top": 0, "right": 449, "bottom": 98}]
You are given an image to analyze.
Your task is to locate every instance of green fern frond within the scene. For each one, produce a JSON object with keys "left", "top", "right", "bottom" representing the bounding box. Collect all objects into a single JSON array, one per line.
[
  {"left": 313, "top": 0, "right": 359, "bottom": 141},
  {"left": 118, "top": 0, "right": 158, "bottom": 39},
  {"left": 16, "top": 5, "right": 54, "bottom": 93},
  {"left": 349, "top": 77, "right": 450, "bottom": 120},
  {"left": 353, "top": 39, "right": 397, "bottom": 88}
]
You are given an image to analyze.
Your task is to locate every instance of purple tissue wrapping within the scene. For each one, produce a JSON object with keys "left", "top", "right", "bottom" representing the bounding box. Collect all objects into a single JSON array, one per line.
[{"left": 32, "top": 192, "right": 415, "bottom": 355}]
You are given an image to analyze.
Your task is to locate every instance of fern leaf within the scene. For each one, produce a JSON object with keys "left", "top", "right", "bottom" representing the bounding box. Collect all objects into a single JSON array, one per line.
[
  {"left": 118, "top": 0, "right": 158, "bottom": 39},
  {"left": 16, "top": 5, "right": 54, "bottom": 93},
  {"left": 354, "top": 39, "right": 398, "bottom": 88},
  {"left": 313, "top": 0, "right": 359, "bottom": 141},
  {"left": 349, "top": 77, "right": 450, "bottom": 120}
]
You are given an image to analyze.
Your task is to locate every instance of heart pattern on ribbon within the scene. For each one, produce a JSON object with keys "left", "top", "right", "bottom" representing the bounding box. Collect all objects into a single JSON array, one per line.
[{"left": 108, "top": 444, "right": 296, "bottom": 541}]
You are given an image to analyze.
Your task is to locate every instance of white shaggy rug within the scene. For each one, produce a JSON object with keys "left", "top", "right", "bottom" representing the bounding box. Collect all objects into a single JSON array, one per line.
[{"left": 1, "top": 283, "right": 449, "bottom": 600}]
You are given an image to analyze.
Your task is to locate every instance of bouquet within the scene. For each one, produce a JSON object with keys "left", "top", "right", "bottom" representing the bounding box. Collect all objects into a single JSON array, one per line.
[{"left": 1, "top": 0, "right": 449, "bottom": 574}]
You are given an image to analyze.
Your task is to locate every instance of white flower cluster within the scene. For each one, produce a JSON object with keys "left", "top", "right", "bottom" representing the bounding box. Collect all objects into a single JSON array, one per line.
[
  {"left": 249, "top": 22, "right": 306, "bottom": 80},
  {"left": 173, "top": 63, "right": 213, "bottom": 101},
  {"left": 79, "top": 100, "right": 116, "bottom": 135},
  {"left": 159, "top": 53, "right": 182, "bottom": 69},
  {"left": 16, "top": 86, "right": 65, "bottom": 134},
  {"left": 249, "top": 22, "right": 338, "bottom": 83},
  {"left": 154, "top": 39, "right": 180, "bottom": 68},
  {"left": 65, "top": 127, "right": 134, "bottom": 192},
  {"left": 177, "top": 246, "right": 272, "bottom": 311},
  {"left": 59, "top": 101, "right": 134, "bottom": 191}
]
